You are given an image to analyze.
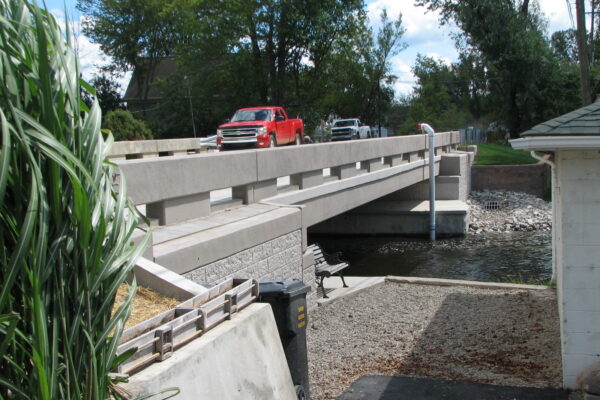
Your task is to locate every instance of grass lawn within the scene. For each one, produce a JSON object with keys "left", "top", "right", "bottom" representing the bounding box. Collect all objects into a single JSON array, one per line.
[{"left": 474, "top": 143, "right": 538, "bottom": 165}]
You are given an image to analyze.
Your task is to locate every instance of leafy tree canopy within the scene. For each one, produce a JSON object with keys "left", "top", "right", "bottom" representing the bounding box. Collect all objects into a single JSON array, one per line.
[
  {"left": 103, "top": 109, "right": 153, "bottom": 141},
  {"left": 77, "top": 0, "right": 407, "bottom": 138}
]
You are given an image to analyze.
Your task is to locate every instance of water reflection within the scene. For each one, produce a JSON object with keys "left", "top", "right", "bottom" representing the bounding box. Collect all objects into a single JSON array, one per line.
[{"left": 310, "top": 232, "right": 552, "bottom": 284}]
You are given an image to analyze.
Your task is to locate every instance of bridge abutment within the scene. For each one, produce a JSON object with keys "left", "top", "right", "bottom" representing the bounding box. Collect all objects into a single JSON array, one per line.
[{"left": 310, "top": 152, "right": 471, "bottom": 236}]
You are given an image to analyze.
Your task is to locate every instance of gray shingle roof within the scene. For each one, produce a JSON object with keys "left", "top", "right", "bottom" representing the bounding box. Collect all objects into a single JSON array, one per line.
[
  {"left": 521, "top": 99, "right": 600, "bottom": 136},
  {"left": 124, "top": 57, "right": 177, "bottom": 102}
]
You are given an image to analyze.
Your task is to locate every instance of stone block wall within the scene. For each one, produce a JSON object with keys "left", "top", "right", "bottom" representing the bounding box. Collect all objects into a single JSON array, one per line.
[
  {"left": 183, "top": 230, "right": 318, "bottom": 309},
  {"left": 471, "top": 164, "right": 550, "bottom": 198}
]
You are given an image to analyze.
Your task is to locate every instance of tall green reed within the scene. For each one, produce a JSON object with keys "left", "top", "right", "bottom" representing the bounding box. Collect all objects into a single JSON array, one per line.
[{"left": 0, "top": 1, "right": 149, "bottom": 398}]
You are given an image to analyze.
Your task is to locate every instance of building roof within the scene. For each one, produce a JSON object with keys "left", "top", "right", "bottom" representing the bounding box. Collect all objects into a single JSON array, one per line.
[
  {"left": 520, "top": 99, "right": 600, "bottom": 137},
  {"left": 124, "top": 57, "right": 177, "bottom": 102}
]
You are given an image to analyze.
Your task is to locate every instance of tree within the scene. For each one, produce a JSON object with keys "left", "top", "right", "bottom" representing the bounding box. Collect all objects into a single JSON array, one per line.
[
  {"left": 88, "top": 72, "right": 123, "bottom": 115},
  {"left": 103, "top": 109, "right": 153, "bottom": 141},
  {"left": 77, "top": 0, "right": 180, "bottom": 104},
  {"left": 363, "top": 9, "right": 407, "bottom": 132},
  {"left": 552, "top": 29, "right": 578, "bottom": 61},
  {"left": 576, "top": 0, "right": 592, "bottom": 104},
  {"left": 78, "top": 0, "right": 407, "bottom": 138},
  {"left": 398, "top": 55, "right": 471, "bottom": 134},
  {"left": 416, "top": 0, "right": 581, "bottom": 137}
]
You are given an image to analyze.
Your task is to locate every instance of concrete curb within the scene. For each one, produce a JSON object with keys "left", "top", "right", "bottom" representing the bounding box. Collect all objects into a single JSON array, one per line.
[
  {"left": 317, "top": 277, "right": 385, "bottom": 307},
  {"left": 134, "top": 257, "right": 209, "bottom": 301},
  {"left": 385, "top": 276, "right": 555, "bottom": 291}
]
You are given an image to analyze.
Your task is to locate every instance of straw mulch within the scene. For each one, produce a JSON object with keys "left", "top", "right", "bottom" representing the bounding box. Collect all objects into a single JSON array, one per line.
[{"left": 113, "top": 284, "right": 181, "bottom": 330}]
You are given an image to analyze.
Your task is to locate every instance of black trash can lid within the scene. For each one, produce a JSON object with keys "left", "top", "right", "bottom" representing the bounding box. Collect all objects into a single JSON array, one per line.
[{"left": 259, "top": 280, "right": 311, "bottom": 298}]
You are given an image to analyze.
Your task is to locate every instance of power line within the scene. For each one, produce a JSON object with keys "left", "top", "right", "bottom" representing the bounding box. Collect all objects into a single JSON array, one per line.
[{"left": 567, "top": 0, "right": 576, "bottom": 30}]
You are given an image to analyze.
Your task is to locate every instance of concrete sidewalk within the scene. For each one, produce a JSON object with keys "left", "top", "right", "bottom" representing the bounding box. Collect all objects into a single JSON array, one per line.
[
  {"left": 317, "top": 276, "right": 385, "bottom": 306},
  {"left": 317, "top": 275, "right": 555, "bottom": 306},
  {"left": 338, "top": 375, "right": 571, "bottom": 400}
]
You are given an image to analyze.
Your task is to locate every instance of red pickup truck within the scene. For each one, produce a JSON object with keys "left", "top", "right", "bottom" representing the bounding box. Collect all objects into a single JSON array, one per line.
[{"left": 216, "top": 106, "right": 304, "bottom": 150}]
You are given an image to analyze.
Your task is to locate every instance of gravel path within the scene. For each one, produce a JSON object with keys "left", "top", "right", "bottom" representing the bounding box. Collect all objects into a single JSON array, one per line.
[{"left": 307, "top": 281, "right": 561, "bottom": 400}]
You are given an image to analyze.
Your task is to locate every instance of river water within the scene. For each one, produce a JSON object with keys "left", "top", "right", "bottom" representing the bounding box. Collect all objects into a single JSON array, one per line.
[{"left": 310, "top": 231, "right": 552, "bottom": 284}]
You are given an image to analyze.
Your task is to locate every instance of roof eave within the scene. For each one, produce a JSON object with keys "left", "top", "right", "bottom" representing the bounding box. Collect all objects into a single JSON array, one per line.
[{"left": 510, "top": 136, "right": 600, "bottom": 151}]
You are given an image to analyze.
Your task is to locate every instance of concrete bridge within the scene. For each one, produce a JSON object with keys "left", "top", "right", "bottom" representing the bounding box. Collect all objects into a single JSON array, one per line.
[{"left": 112, "top": 132, "right": 471, "bottom": 305}]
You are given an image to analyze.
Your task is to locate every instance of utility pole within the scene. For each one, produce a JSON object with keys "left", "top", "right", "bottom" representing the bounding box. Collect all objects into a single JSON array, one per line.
[
  {"left": 184, "top": 75, "right": 197, "bottom": 138},
  {"left": 576, "top": 0, "right": 593, "bottom": 105}
]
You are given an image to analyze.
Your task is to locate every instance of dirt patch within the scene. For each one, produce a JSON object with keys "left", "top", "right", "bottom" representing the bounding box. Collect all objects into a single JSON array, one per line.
[{"left": 113, "top": 284, "right": 181, "bottom": 330}]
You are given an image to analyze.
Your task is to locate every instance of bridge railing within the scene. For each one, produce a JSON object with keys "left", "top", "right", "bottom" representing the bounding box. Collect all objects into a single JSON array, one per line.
[
  {"left": 108, "top": 138, "right": 210, "bottom": 160},
  {"left": 115, "top": 132, "right": 460, "bottom": 226}
]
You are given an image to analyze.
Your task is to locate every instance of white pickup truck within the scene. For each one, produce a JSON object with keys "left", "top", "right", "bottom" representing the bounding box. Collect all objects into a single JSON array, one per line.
[{"left": 330, "top": 119, "right": 371, "bottom": 141}]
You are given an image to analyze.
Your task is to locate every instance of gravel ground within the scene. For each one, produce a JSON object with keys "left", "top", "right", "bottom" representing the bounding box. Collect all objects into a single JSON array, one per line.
[
  {"left": 468, "top": 190, "right": 552, "bottom": 233},
  {"left": 307, "top": 281, "right": 561, "bottom": 400}
]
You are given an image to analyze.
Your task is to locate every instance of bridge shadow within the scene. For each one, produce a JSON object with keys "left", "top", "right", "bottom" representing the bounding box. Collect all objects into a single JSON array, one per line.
[{"left": 371, "top": 288, "right": 562, "bottom": 390}]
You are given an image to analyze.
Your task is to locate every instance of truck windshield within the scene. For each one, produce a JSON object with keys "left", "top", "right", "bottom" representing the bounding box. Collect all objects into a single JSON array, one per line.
[
  {"left": 231, "top": 109, "right": 272, "bottom": 122},
  {"left": 333, "top": 120, "right": 356, "bottom": 127}
]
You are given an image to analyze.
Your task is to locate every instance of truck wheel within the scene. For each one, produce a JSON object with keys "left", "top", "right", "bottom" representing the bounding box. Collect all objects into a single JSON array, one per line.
[
  {"left": 269, "top": 134, "right": 277, "bottom": 148},
  {"left": 295, "top": 133, "right": 301, "bottom": 145}
]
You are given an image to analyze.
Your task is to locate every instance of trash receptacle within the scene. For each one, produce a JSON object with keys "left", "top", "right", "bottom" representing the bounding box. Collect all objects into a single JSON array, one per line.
[{"left": 259, "top": 280, "right": 311, "bottom": 400}]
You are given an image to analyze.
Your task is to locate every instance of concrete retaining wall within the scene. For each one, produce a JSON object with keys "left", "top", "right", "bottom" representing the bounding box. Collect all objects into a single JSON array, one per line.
[
  {"left": 471, "top": 164, "right": 549, "bottom": 198},
  {"left": 123, "top": 303, "right": 297, "bottom": 400}
]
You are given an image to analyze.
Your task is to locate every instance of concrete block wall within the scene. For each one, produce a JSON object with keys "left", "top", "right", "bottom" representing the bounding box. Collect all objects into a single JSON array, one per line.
[
  {"left": 182, "top": 230, "right": 318, "bottom": 308},
  {"left": 556, "top": 150, "right": 600, "bottom": 388},
  {"left": 471, "top": 164, "right": 550, "bottom": 198}
]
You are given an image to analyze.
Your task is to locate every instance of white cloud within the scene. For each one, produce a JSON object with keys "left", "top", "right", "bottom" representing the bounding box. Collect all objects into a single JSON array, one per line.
[
  {"left": 540, "top": 0, "right": 572, "bottom": 33},
  {"left": 365, "top": 0, "right": 459, "bottom": 97},
  {"left": 366, "top": 0, "right": 574, "bottom": 98},
  {"left": 423, "top": 52, "right": 452, "bottom": 66},
  {"left": 389, "top": 56, "right": 415, "bottom": 96},
  {"left": 50, "top": 9, "right": 131, "bottom": 93},
  {"left": 366, "top": 0, "right": 449, "bottom": 43}
]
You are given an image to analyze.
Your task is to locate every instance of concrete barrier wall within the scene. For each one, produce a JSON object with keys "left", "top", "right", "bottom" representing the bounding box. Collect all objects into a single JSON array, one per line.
[
  {"left": 109, "top": 138, "right": 207, "bottom": 160},
  {"left": 116, "top": 132, "right": 460, "bottom": 223},
  {"left": 123, "top": 303, "right": 297, "bottom": 400},
  {"left": 471, "top": 164, "right": 550, "bottom": 198}
]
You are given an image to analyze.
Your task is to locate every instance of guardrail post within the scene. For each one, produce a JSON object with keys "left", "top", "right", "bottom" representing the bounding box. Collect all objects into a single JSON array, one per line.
[
  {"left": 365, "top": 158, "right": 383, "bottom": 172},
  {"left": 167, "top": 150, "right": 188, "bottom": 156},
  {"left": 291, "top": 170, "right": 323, "bottom": 189},
  {"left": 146, "top": 192, "right": 210, "bottom": 225},
  {"left": 331, "top": 164, "right": 357, "bottom": 180},
  {"left": 408, "top": 152, "right": 420, "bottom": 163},
  {"left": 155, "top": 327, "right": 173, "bottom": 361},
  {"left": 384, "top": 154, "right": 404, "bottom": 167},
  {"left": 233, "top": 179, "right": 278, "bottom": 204},
  {"left": 139, "top": 152, "right": 160, "bottom": 159}
]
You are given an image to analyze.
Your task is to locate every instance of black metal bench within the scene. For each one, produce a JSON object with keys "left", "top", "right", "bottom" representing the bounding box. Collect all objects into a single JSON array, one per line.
[{"left": 307, "top": 244, "right": 349, "bottom": 298}]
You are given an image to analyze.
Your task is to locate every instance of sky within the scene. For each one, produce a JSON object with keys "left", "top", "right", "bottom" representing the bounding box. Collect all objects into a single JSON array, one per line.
[{"left": 44, "top": 0, "right": 573, "bottom": 97}]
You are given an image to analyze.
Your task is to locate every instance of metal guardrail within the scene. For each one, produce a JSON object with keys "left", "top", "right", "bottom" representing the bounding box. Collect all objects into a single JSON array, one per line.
[{"left": 116, "top": 278, "right": 259, "bottom": 375}]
